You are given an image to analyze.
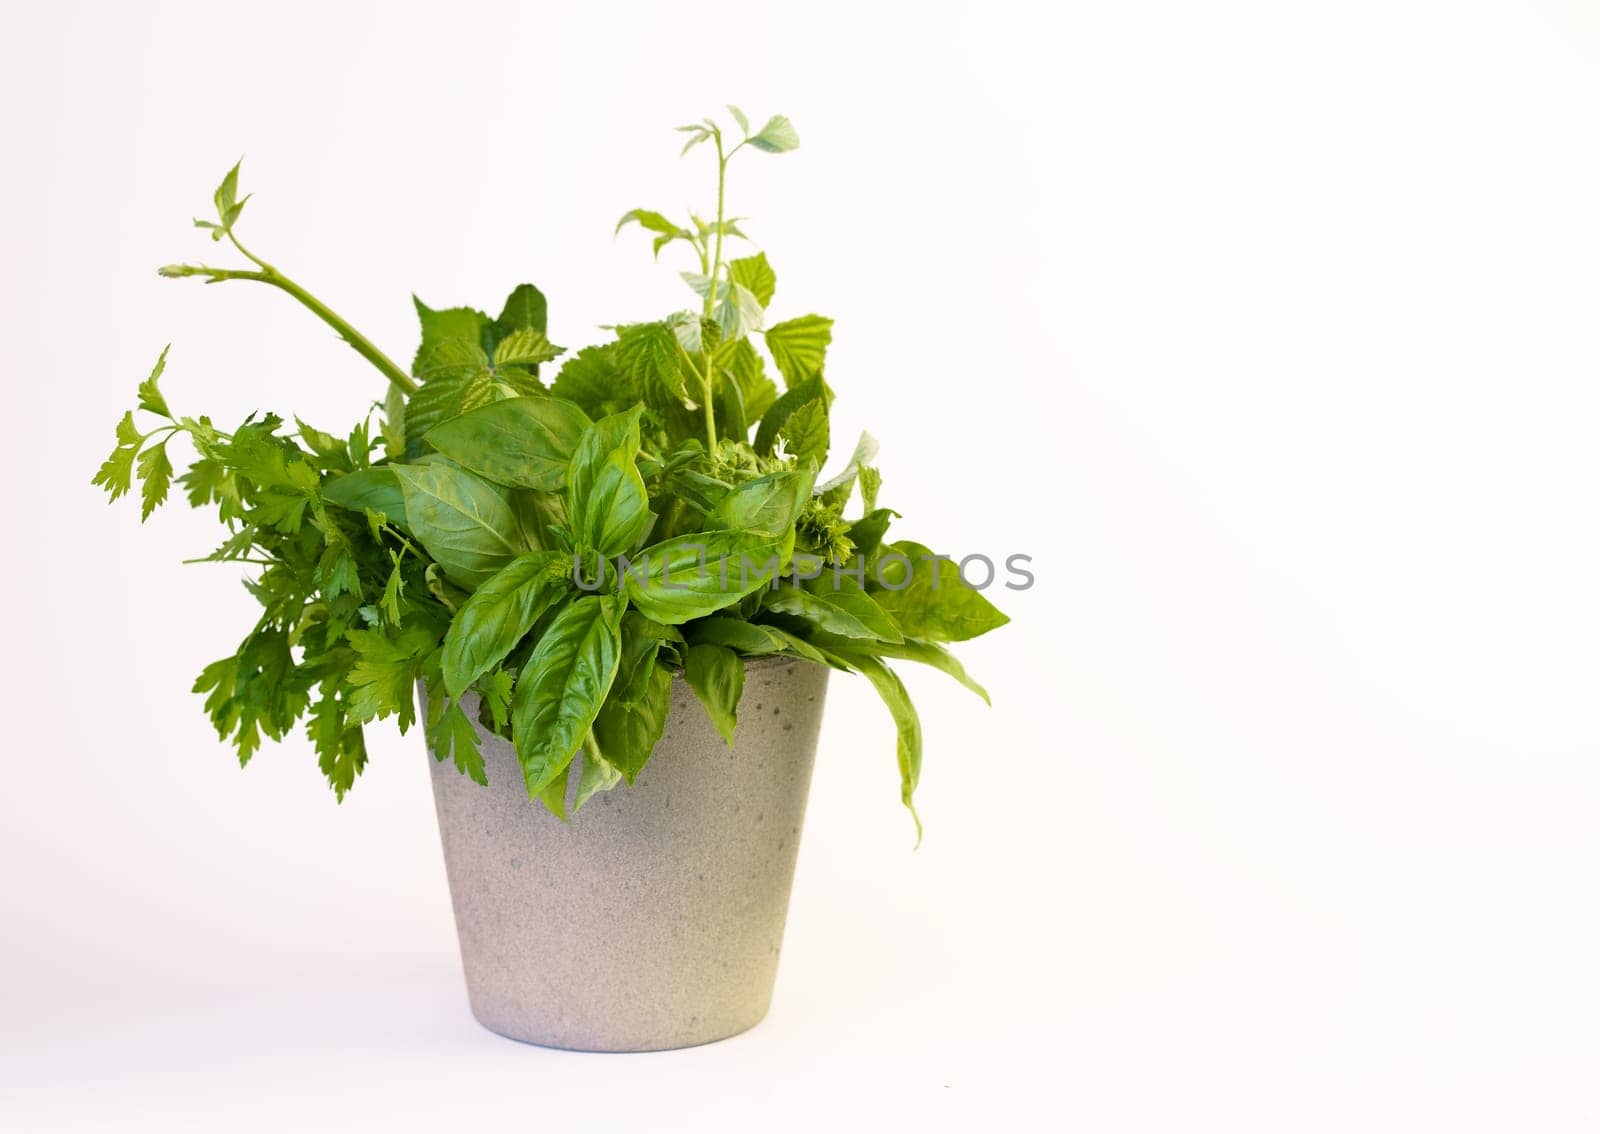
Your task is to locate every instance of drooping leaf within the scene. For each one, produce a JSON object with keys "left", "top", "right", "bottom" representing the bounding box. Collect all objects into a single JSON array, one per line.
[
  {"left": 591, "top": 661, "right": 671, "bottom": 784},
  {"left": 511, "top": 594, "right": 624, "bottom": 801},
  {"left": 765, "top": 572, "right": 903, "bottom": 642},
  {"left": 683, "top": 643, "right": 744, "bottom": 746},
  {"left": 427, "top": 696, "right": 488, "bottom": 785},
  {"left": 833, "top": 652, "right": 921, "bottom": 840},
  {"left": 424, "top": 396, "right": 592, "bottom": 492},
  {"left": 684, "top": 617, "right": 828, "bottom": 664}
]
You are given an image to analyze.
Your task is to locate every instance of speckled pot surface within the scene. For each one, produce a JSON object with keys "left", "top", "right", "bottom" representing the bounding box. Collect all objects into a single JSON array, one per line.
[{"left": 425, "top": 657, "right": 829, "bottom": 1052}]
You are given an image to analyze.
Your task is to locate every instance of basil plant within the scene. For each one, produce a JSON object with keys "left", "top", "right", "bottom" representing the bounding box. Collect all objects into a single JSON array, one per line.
[{"left": 95, "top": 110, "right": 1008, "bottom": 836}]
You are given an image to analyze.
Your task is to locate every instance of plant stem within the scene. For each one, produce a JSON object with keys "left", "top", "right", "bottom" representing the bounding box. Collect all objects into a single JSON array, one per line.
[
  {"left": 161, "top": 239, "right": 418, "bottom": 397},
  {"left": 697, "top": 136, "right": 735, "bottom": 459}
]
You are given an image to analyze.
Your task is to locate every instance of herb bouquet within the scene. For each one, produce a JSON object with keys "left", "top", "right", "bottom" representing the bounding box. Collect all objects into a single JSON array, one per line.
[{"left": 95, "top": 110, "right": 1009, "bottom": 1048}]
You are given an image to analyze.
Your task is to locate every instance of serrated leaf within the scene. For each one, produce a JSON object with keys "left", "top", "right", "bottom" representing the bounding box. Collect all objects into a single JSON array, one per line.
[
  {"left": 551, "top": 344, "right": 639, "bottom": 420},
  {"left": 427, "top": 698, "right": 487, "bottom": 786},
  {"left": 615, "top": 321, "right": 691, "bottom": 407},
  {"left": 763, "top": 315, "right": 833, "bottom": 387},
  {"left": 137, "top": 441, "right": 173, "bottom": 520},
  {"left": 136, "top": 346, "right": 172, "bottom": 418},
  {"left": 747, "top": 115, "right": 799, "bottom": 153},
  {"left": 778, "top": 398, "right": 829, "bottom": 466},
  {"left": 754, "top": 374, "right": 828, "bottom": 456},
  {"left": 728, "top": 253, "right": 776, "bottom": 307},
  {"left": 495, "top": 283, "right": 548, "bottom": 336},
  {"left": 493, "top": 328, "right": 562, "bottom": 369}
]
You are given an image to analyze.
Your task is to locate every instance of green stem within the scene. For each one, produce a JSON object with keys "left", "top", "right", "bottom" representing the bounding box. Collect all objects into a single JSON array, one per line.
[
  {"left": 697, "top": 136, "right": 735, "bottom": 458},
  {"left": 160, "top": 239, "right": 418, "bottom": 397}
]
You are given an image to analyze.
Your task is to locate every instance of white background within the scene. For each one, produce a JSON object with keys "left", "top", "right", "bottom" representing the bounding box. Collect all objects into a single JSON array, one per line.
[{"left": 2, "top": 1, "right": 1597, "bottom": 1129}]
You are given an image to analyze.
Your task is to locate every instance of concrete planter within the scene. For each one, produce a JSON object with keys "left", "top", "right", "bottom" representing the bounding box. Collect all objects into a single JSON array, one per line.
[{"left": 425, "top": 657, "right": 829, "bottom": 1052}]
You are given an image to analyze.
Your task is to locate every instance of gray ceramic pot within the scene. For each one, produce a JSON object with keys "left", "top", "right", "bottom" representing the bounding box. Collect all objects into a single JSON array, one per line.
[{"left": 425, "top": 656, "right": 829, "bottom": 1052}]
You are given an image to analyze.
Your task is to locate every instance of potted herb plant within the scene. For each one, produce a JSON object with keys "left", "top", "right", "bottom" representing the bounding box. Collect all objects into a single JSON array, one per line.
[{"left": 94, "top": 109, "right": 1009, "bottom": 1051}]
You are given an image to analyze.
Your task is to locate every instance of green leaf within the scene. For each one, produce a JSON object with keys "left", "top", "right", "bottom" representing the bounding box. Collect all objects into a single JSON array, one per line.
[
  {"left": 754, "top": 374, "right": 828, "bottom": 457},
  {"left": 715, "top": 337, "right": 777, "bottom": 422},
  {"left": 846, "top": 507, "right": 897, "bottom": 564},
  {"left": 481, "top": 669, "right": 514, "bottom": 730},
  {"left": 715, "top": 281, "right": 765, "bottom": 341},
  {"left": 870, "top": 540, "right": 1010, "bottom": 642},
  {"left": 766, "top": 572, "right": 903, "bottom": 642},
  {"left": 726, "top": 104, "right": 750, "bottom": 136},
  {"left": 819, "top": 635, "right": 988, "bottom": 704},
  {"left": 137, "top": 346, "right": 172, "bottom": 417},
  {"left": 592, "top": 662, "right": 671, "bottom": 784},
  {"left": 322, "top": 468, "right": 408, "bottom": 530},
  {"left": 424, "top": 396, "right": 592, "bottom": 492},
  {"left": 566, "top": 407, "right": 651, "bottom": 556},
  {"left": 572, "top": 742, "right": 623, "bottom": 812},
  {"left": 493, "top": 328, "right": 562, "bottom": 369},
  {"left": 308, "top": 693, "right": 368, "bottom": 801},
  {"left": 412, "top": 297, "right": 492, "bottom": 369},
  {"left": 683, "top": 643, "right": 744, "bottom": 746},
  {"left": 345, "top": 624, "right": 434, "bottom": 730},
  {"left": 708, "top": 464, "right": 817, "bottom": 536},
  {"left": 407, "top": 338, "right": 496, "bottom": 441},
  {"left": 615, "top": 321, "right": 691, "bottom": 407},
  {"left": 728, "top": 253, "right": 776, "bottom": 308},
  {"left": 495, "top": 283, "right": 549, "bottom": 336},
  {"left": 763, "top": 315, "right": 833, "bottom": 387},
  {"left": 613, "top": 611, "right": 672, "bottom": 706},
  {"left": 428, "top": 697, "right": 488, "bottom": 786},
  {"left": 392, "top": 462, "right": 525, "bottom": 588},
  {"left": 616, "top": 209, "right": 686, "bottom": 242},
  {"left": 91, "top": 426, "right": 137, "bottom": 502},
  {"left": 816, "top": 431, "right": 879, "bottom": 508},
  {"left": 858, "top": 466, "right": 882, "bottom": 513},
  {"left": 778, "top": 398, "right": 829, "bottom": 466},
  {"left": 838, "top": 653, "right": 922, "bottom": 841},
  {"left": 623, "top": 529, "right": 790, "bottom": 624},
  {"left": 684, "top": 617, "right": 828, "bottom": 664},
  {"left": 551, "top": 344, "right": 639, "bottom": 420},
  {"left": 512, "top": 594, "right": 624, "bottom": 800},
  {"left": 137, "top": 441, "right": 173, "bottom": 521},
  {"left": 747, "top": 115, "right": 800, "bottom": 153},
  {"left": 441, "top": 551, "right": 569, "bottom": 698}
]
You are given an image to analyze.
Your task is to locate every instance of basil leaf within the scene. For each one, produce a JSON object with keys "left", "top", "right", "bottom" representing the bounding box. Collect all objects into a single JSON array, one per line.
[
  {"left": 623, "top": 529, "right": 790, "bottom": 625},
  {"left": 592, "top": 662, "right": 672, "bottom": 784},
  {"left": 684, "top": 616, "right": 827, "bottom": 664},
  {"left": 846, "top": 508, "right": 896, "bottom": 564},
  {"left": 566, "top": 407, "right": 652, "bottom": 555},
  {"left": 425, "top": 396, "right": 592, "bottom": 491},
  {"left": 765, "top": 572, "right": 903, "bottom": 642},
  {"left": 869, "top": 540, "right": 1010, "bottom": 642},
  {"left": 573, "top": 744, "right": 623, "bottom": 812},
  {"left": 322, "top": 467, "right": 408, "bottom": 529},
  {"left": 512, "top": 594, "right": 624, "bottom": 800},
  {"left": 392, "top": 462, "right": 526, "bottom": 588},
  {"left": 683, "top": 643, "right": 744, "bottom": 746},
  {"left": 762, "top": 314, "right": 832, "bottom": 387},
  {"left": 441, "top": 551, "right": 569, "bottom": 697},
  {"left": 827, "top": 650, "right": 922, "bottom": 842},
  {"left": 707, "top": 464, "right": 816, "bottom": 535},
  {"left": 812, "top": 634, "right": 988, "bottom": 705}
]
